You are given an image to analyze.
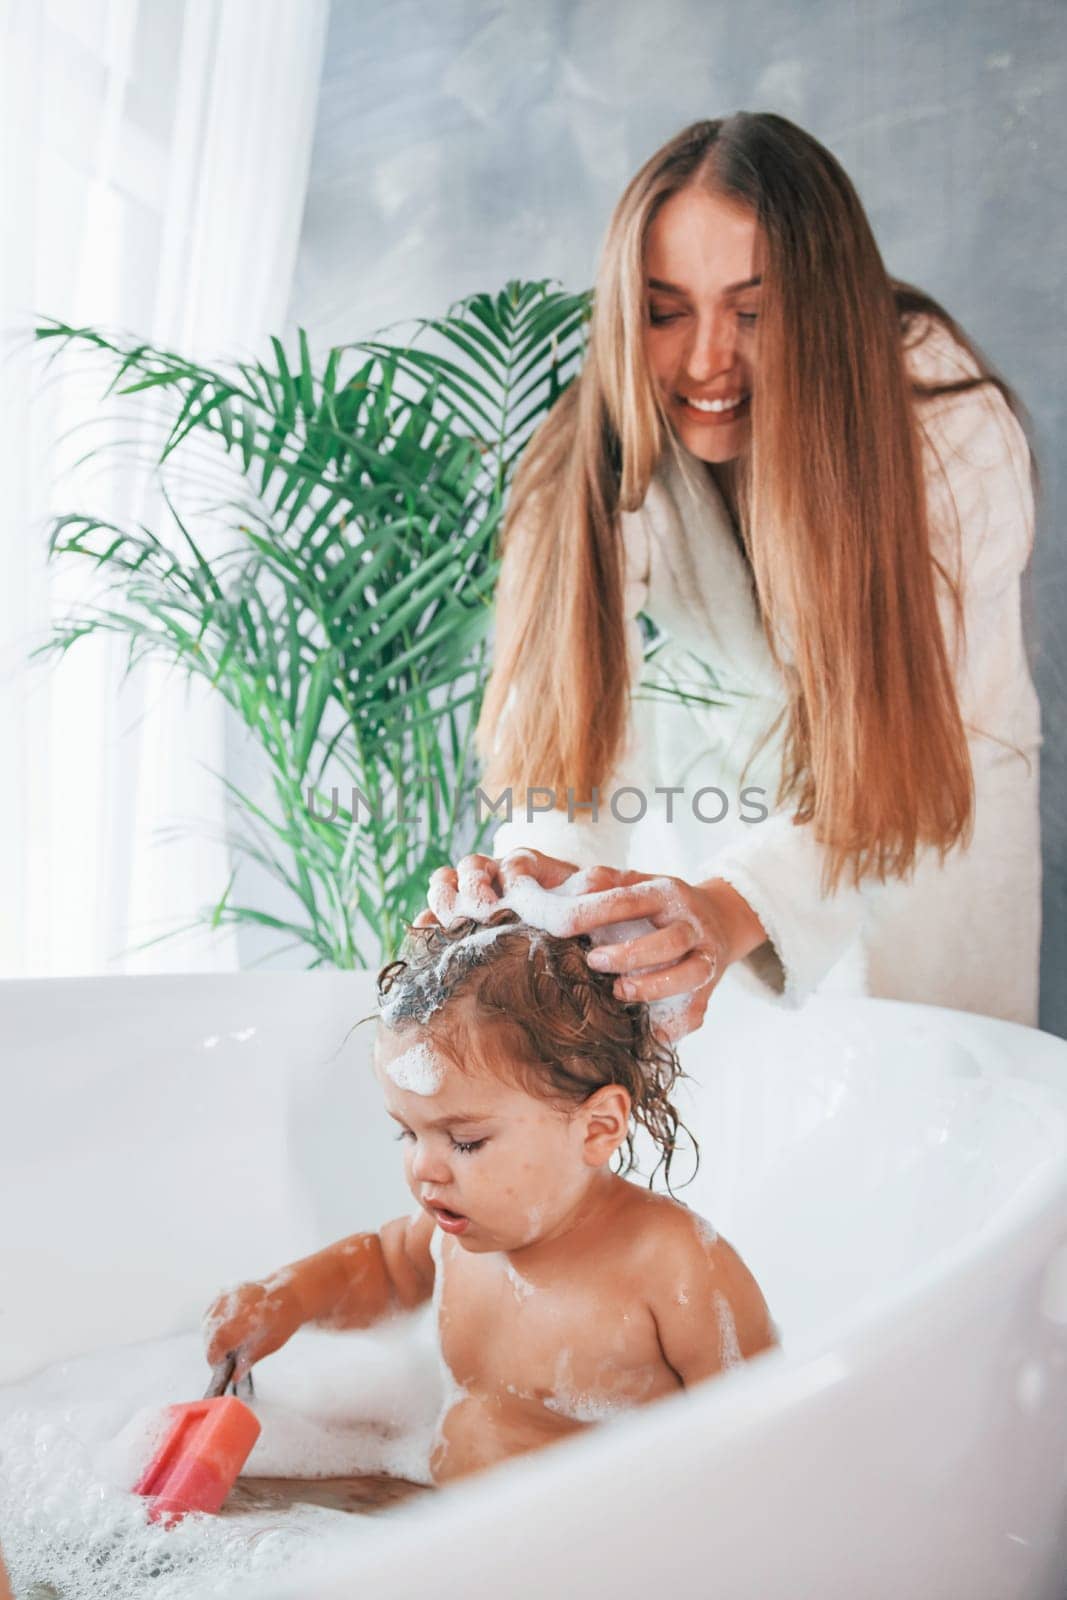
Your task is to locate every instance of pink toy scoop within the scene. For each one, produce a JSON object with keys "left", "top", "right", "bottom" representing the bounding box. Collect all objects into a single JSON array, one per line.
[{"left": 133, "top": 1354, "right": 261, "bottom": 1524}]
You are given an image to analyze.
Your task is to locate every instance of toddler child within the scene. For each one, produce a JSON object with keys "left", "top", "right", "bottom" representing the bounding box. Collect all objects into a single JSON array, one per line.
[{"left": 203, "top": 910, "right": 776, "bottom": 1483}]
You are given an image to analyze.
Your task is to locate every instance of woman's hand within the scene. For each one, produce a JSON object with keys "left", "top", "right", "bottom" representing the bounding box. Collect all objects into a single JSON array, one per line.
[
  {"left": 413, "top": 848, "right": 643, "bottom": 929},
  {"left": 202, "top": 1275, "right": 303, "bottom": 1379},
  {"left": 573, "top": 874, "right": 769, "bottom": 1044},
  {"left": 410, "top": 852, "right": 767, "bottom": 1045}
]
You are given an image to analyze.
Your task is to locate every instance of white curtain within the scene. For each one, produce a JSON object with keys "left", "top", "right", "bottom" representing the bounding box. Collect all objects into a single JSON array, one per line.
[{"left": 0, "top": 0, "right": 329, "bottom": 976}]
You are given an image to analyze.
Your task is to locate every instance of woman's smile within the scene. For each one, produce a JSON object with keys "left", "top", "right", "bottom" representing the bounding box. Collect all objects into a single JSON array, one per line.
[{"left": 674, "top": 390, "right": 751, "bottom": 426}]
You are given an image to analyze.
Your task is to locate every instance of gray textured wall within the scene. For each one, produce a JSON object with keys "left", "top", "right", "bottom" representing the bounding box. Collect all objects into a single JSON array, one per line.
[{"left": 269, "top": 0, "right": 1065, "bottom": 1032}]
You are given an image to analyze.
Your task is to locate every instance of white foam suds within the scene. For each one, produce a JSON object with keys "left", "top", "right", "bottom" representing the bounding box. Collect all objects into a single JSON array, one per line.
[
  {"left": 262, "top": 1266, "right": 296, "bottom": 1291},
  {"left": 497, "top": 878, "right": 587, "bottom": 936},
  {"left": 542, "top": 1390, "right": 631, "bottom": 1423},
  {"left": 669, "top": 1210, "right": 721, "bottom": 1314},
  {"left": 503, "top": 1258, "right": 534, "bottom": 1303},
  {"left": 586, "top": 915, "right": 659, "bottom": 949},
  {"left": 693, "top": 1211, "right": 720, "bottom": 1248},
  {"left": 385, "top": 1041, "right": 446, "bottom": 1096},
  {"left": 542, "top": 1349, "right": 638, "bottom": 1425},
  {"left": 498, "top": 875, "right": 689, "bottom": 942},
  {"left": 0, "top": 1316, "right": 443, "bottom": 1600},
  {"left": 647, "top": 989, "right": 694, "bottom": 1039},
  {"left": 524, "top": 876, "right": 703, "bottom": 942},
  {"left": 519, "top": 1203, "right": 544, "bottom": 1245},
  {"left": 714, "top": 1291, "right": 743, "bottom": 1369},
  {"left": 201, "top": 1284, "right": 242, "bottom": 1347},
  {"left": 434, "top": 922, "right": 520, "bottom": 962},
  {"left": 377, "top": 920, "right": 548, "bottom": 1030},
  {"left": 444, "top": 888, "right": 496, "bottom": 921},
  {"left": 427, "top": 1230, "right": 467, "bottom": 1469},
  {"left": 428, "top": 869, "right": 500, "bottom": 924}
]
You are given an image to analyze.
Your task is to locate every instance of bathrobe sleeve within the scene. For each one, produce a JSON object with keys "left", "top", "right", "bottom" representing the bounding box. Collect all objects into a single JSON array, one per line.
[
  {"left": 488, "top": 506, "right": 653, "bottom": 869},
  {"left": 708, "top": 318, "right": 1037, "bottom": 1007}
]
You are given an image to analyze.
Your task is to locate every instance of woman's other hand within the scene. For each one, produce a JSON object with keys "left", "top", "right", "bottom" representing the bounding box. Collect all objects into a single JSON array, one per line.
[{"left": 574, "top": 874, "right": 768, "bottom": 1044}]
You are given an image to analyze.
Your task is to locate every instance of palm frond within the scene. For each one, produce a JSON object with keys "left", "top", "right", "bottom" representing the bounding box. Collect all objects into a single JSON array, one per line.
[{"left": 34, "top": 284, "right": 594, "bottom": 966}]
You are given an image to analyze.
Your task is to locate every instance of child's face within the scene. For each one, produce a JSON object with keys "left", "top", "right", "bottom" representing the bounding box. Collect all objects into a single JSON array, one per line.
[{"left": 373, "top": 1017, "right": 627, "bottom": 1253}]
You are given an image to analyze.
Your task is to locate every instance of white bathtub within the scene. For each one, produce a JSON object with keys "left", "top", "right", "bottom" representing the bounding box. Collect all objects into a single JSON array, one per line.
[{"left": 2, "top": 972, "right": 1067, "bottom": 1599}]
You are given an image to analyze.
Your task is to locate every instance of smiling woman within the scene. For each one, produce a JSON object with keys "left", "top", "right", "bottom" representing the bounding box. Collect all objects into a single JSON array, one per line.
[
  {"left": 644, "top": 194, "right": 761, "bottom": 459},
  {"left": 423, "top": 111, "right": 1042, "bottom": 1036}
]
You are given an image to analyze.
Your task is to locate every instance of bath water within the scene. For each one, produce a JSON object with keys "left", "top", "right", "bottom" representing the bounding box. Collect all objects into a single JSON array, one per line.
[{"left": 0, "top": 1312, "right": 442, "bottom": 1600}]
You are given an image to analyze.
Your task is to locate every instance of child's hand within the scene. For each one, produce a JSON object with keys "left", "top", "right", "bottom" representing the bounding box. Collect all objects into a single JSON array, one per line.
[{"left": 202, "top": 1275, "right": 303, "bottom": 1378}]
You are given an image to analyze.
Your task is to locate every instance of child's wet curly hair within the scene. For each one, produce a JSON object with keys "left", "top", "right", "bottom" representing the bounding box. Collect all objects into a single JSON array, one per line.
[{"left": 375, "top": 909, "right": 699, "bottom": 1194}]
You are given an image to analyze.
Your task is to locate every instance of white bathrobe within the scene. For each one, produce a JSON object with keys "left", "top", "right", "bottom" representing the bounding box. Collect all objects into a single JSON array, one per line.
[{"left": 490, "top": 316, "right": 1043, "bottom": 1026}]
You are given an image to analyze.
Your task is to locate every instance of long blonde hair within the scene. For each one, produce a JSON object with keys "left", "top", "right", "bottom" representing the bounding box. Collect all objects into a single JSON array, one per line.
[{"left": 475, "top": 113, "right": 1037, "bottom": 894}]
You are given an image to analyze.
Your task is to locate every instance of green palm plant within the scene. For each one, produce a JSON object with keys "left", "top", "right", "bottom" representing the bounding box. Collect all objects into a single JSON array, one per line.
[{"left": 33, "top": 281, "right": 596, "bottom": 967}]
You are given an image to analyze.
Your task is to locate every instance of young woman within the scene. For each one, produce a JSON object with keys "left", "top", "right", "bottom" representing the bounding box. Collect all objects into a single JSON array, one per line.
[{"left": 420, "top": 112, "right": 1042, "bottom": 1036}]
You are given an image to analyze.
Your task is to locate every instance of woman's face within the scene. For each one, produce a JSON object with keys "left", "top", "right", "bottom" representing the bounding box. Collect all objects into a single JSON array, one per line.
[{"left": 643, "top": 186, "right": 760, "bottom": 465}]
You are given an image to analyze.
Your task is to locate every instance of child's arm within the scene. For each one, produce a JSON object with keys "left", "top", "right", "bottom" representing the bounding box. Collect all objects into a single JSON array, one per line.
[
  {"left": 647, "top": 1218, "right": 778, "bottom": 1387},
  {"left": 203, "top": 1209, "right": 436, "bottom": 1376}
]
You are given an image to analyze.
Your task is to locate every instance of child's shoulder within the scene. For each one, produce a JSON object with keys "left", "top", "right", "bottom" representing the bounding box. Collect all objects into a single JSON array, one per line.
[
  {"left": 621, "top": 1185, "right": 719, "bottom": 1246},
  {"left": 625, "top": 1191, "right": 767, "bottom": 1302},
  {"left": 617, "top": 1186, "right": 727, "bottom": 1273},
  {"left": 623, "top": 1189, "right": 777, "bottom": 1367}
]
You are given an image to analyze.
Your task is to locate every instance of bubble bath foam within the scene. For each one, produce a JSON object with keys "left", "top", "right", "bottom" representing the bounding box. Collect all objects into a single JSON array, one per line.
[{"left": 0, "top": 1315, "right": 443, "bottom": 1600}]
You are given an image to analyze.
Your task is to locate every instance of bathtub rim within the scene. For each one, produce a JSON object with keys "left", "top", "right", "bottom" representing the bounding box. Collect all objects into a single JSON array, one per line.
[{"left": 3, "top": 975, "right": 1065, "bottom": 1410}]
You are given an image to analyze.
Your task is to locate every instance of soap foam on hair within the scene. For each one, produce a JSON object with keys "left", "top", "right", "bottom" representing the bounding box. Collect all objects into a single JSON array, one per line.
[
  {"left": 377, "top": 919, "right": 548, "bottom": 1030},
  {"left": 403, "top": 874, "right": 711, "bottom": 1039},
  {"left": 384, "top": 1041, "right": 446, "bottom": 1095},
  {"left": 379, "top": 875, "right": 694, "bottom": 1036}
]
